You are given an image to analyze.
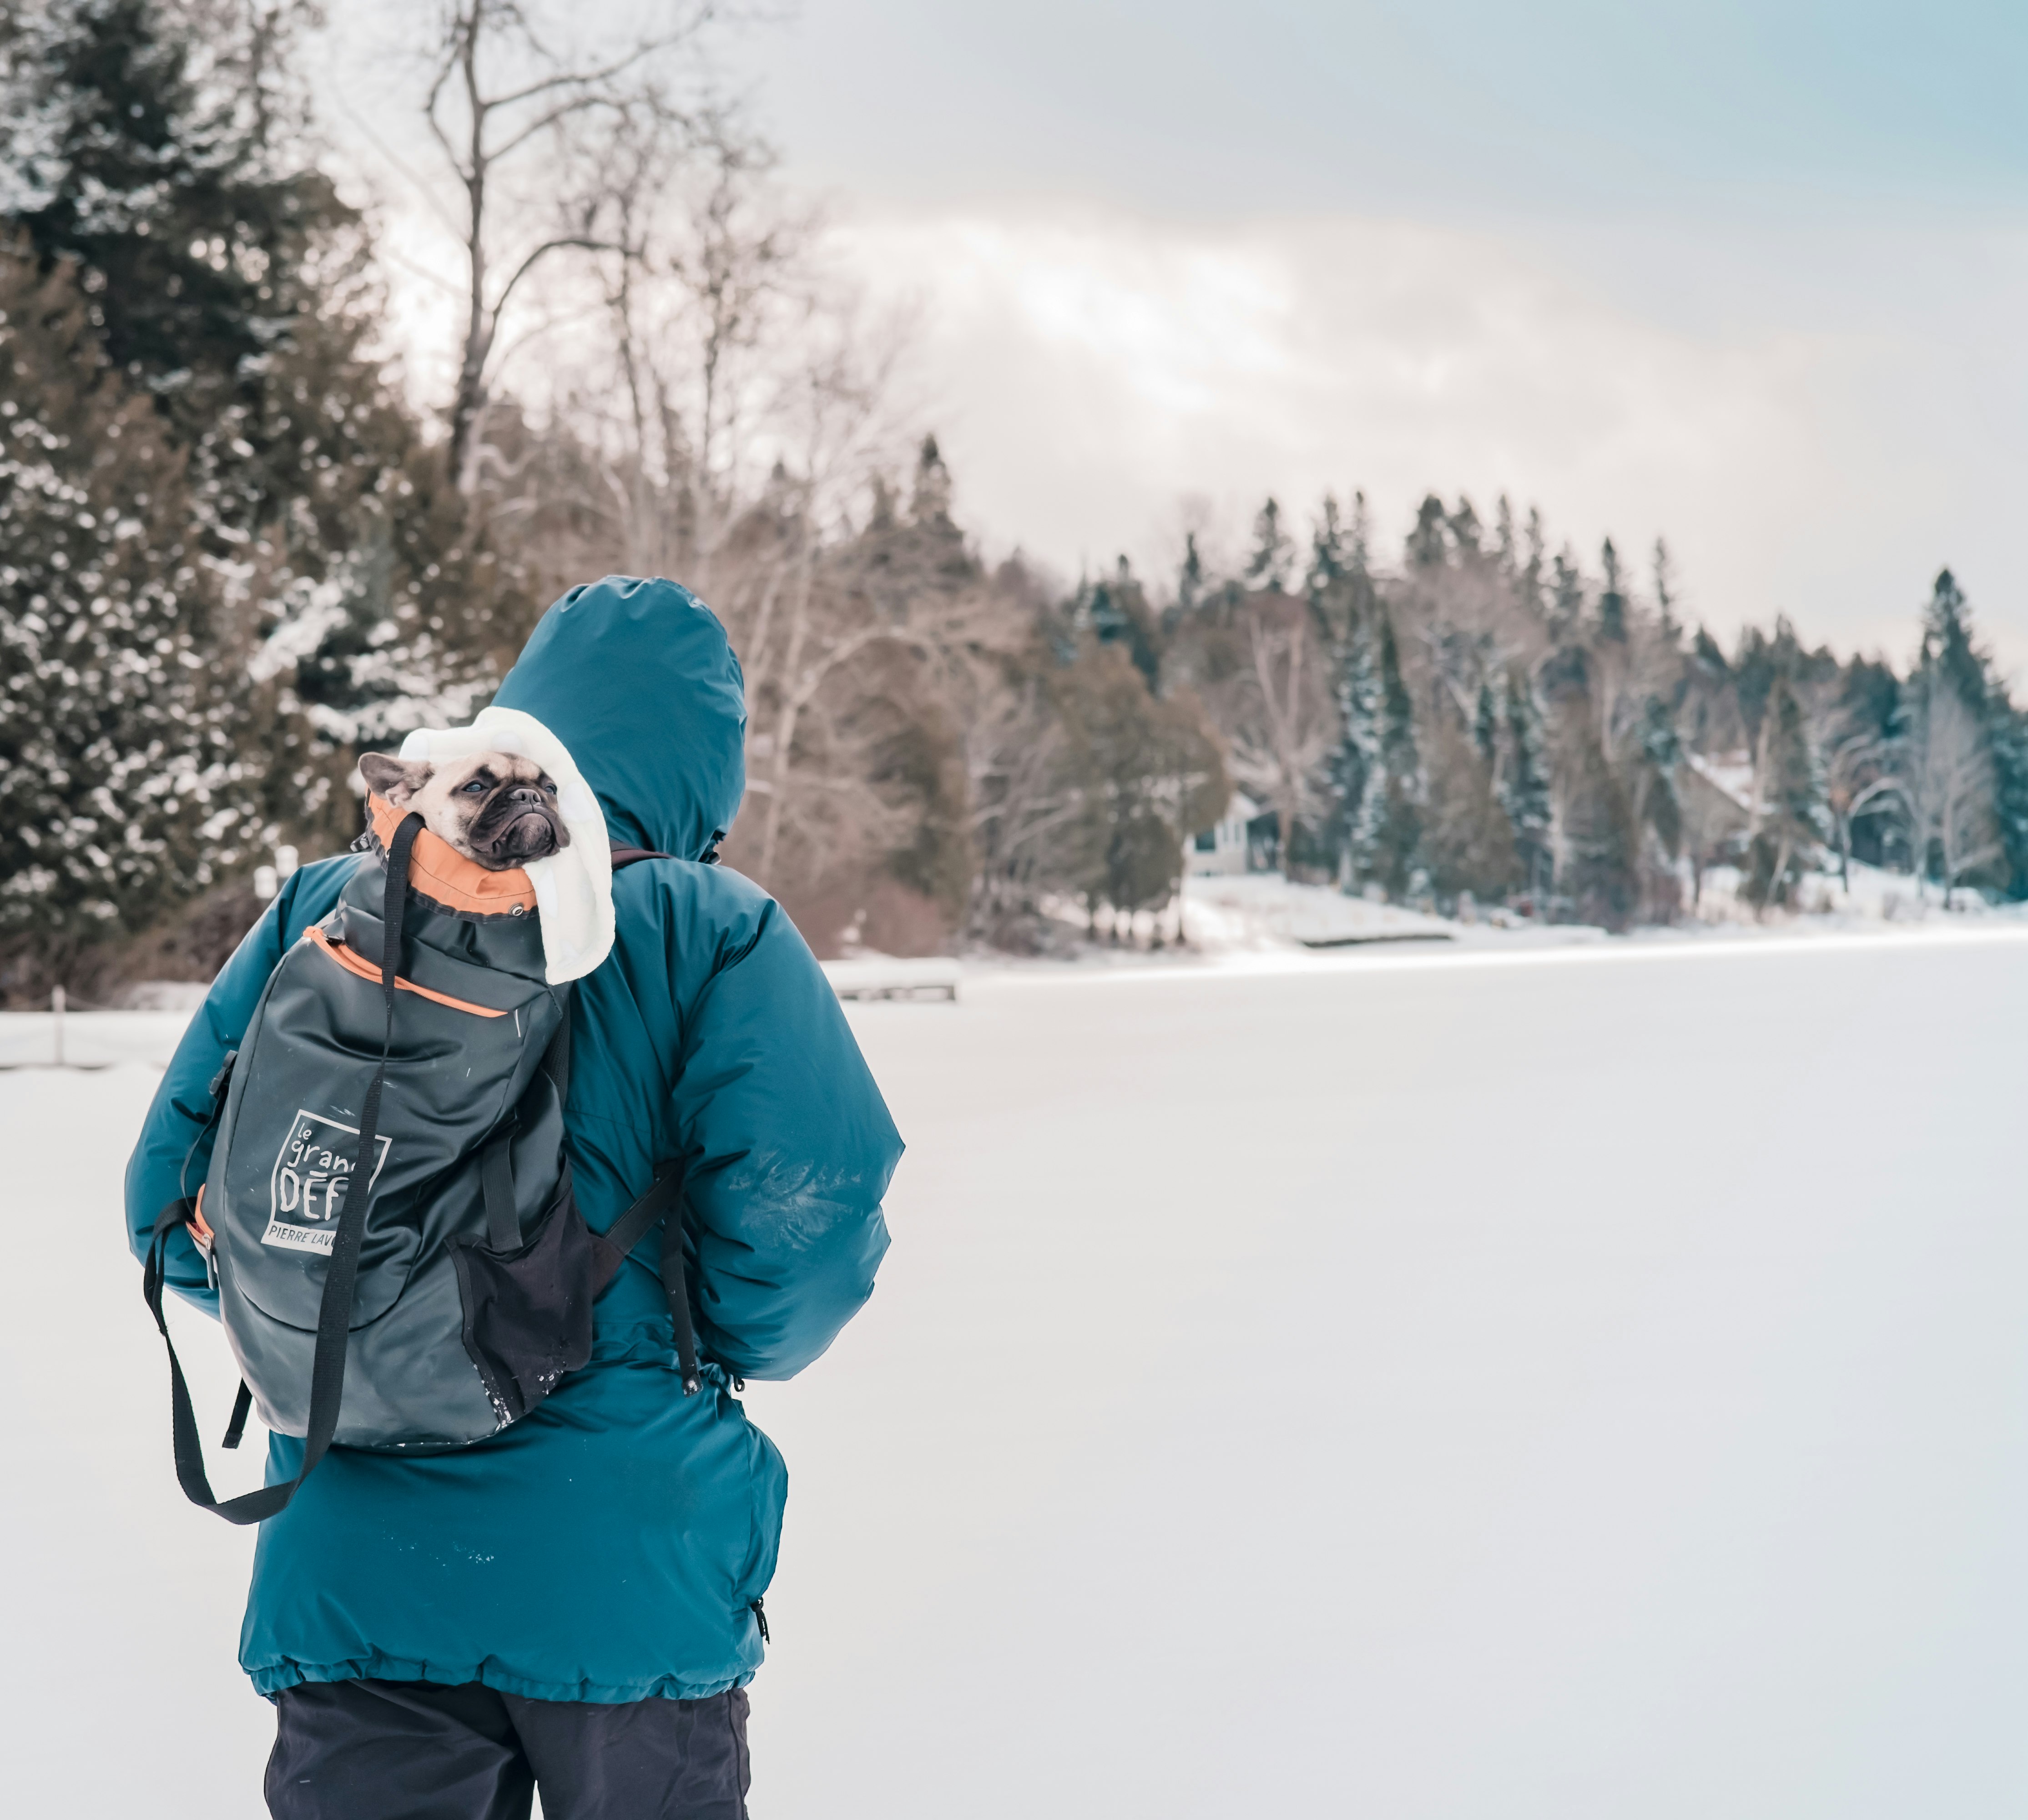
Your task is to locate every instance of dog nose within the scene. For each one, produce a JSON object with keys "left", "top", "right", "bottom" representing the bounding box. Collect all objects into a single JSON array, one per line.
[{"left": 510, "top": 786, "right": 546, "bottom": 807}]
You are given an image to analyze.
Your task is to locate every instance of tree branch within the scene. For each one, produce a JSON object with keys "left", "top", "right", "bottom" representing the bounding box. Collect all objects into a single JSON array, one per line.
[
  {"left": 488, "top": 28, "right": 705, "bottom": 111},
  {"left": 490, "top": 234, "right": 622, "bottom": 316}
]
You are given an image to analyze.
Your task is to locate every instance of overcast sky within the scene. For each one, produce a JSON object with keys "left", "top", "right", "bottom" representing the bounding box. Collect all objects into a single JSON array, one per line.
[{"left": 324, "top": 1, "right": 2028, "bottom": 667}]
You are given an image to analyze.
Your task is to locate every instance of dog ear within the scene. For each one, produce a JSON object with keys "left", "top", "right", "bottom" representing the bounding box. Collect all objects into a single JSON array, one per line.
[{"left": 358, "top": 753, "right": 433, "bottom": 805}]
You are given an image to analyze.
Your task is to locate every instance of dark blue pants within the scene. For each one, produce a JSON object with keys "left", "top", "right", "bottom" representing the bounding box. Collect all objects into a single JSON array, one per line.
[{"left": 265, "top": 1677, "right": 750, "bottom": 1820}]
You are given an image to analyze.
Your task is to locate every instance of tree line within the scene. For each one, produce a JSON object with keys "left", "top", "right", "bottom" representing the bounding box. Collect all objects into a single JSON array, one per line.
[
  {"left": 0, "top": 0, "right": 2019, "bottom": 1000},
  {"left": 1168, "top": 495, "right": 2027, "bottom": 927}
]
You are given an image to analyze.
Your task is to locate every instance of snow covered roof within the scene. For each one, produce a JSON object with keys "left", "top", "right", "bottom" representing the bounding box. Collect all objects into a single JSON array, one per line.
[{"left": 1684, "top": 753, "right": 1755, "bottom": 814}]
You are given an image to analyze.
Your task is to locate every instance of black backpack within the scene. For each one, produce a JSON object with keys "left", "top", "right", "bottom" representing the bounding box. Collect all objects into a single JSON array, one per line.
[{"left": 142, "top": 811, "right": 702, "bottom": 1525}]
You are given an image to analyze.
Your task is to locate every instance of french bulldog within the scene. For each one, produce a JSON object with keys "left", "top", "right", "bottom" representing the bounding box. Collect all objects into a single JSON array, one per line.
[{"left": 358, "top": 751, "right": 571, "bottom": 870}]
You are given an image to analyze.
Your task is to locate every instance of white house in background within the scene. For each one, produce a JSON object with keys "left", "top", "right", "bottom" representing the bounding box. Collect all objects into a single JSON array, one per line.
[
  {"left": 1680, "top": 753, "right": 1756, "bottom": 842},
  {"left": 1188, "top": 791, "right": 1262, "bottom": 875}
]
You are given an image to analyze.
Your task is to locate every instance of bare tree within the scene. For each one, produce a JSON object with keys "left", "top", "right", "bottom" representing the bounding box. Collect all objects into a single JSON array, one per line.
[
  {"left": 1902, "top": 671, "right": 2000, "bottom": 909},
  {"left": 1221, "top": 593, "right": 1334, "bottom": 871},
  {"left": 962, "top": 671, "right": 1081, "bottom": 939},
  {"left": 418, "top": 0, "right": 716, "bottom": 492},
  {"left": 663, "top": 126, "right": 803, "bottom": 596},
  {"left": 737, "top": 324, "right": 925, "bottom": 885},
  {"left": 506, "top": 110, "right": 948, "bottom": 917},
  {"left": 568, "top": 114, "right": 807, "bottom": 583},
  {"left": 1819, "top": 720, "right": 1902, "bottom": 889}
]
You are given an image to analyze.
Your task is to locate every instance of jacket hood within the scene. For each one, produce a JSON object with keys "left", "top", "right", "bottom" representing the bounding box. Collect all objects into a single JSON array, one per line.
[{"left": 491, "top": 576, "right": 746, "bottom": 862}]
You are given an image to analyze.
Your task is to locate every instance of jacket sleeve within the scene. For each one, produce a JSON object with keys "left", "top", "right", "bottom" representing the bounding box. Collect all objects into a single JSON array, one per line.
[
  {"left": 122, "top": 857, "right": 357, "bottom": 1314},
  {"left": 669, "top": 896, "right": 903, "bottom": 1380}
]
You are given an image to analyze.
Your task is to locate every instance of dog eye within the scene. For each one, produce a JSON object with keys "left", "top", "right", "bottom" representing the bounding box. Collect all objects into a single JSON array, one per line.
[
  {"left": 462, "top": 779, "right": 489, "bottom": 794},
  {"left": 538, "top": 776, "right": 556, "bottom": 794}
]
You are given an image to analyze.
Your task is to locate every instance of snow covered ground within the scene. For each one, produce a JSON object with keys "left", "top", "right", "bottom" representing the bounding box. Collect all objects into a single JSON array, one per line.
[
  {"left": 1181, "top": 871, "right": 1463, "bottom": 948},
  {"left": 1691, "top": 857, "right": 1993, "bottom": 928},
  {"left": 9, "top": 928, "right": 2028, "bottom": 1817},
  {"left": 1179, "top": 864, "right": 2027, "bottom": 958}
]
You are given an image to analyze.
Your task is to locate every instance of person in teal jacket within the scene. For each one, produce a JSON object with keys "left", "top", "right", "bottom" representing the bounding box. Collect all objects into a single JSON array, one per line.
[{"left": 125, "top": 577, "right": 902, "bottom": 1819}]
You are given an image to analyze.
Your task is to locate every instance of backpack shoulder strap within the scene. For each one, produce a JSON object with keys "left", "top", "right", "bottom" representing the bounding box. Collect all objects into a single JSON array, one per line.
[
  {"left": 586, "top": 1161, "right": 702, "bottom": 1396},
  {"left": 610, "top": 830, "right": 725, "bottom": 869},
  {"left": 146, "top": 812, "right": 426, "bottom": 1525},
  {"left": 560, "top": 844, "right": 709, "bottom": 1395}
]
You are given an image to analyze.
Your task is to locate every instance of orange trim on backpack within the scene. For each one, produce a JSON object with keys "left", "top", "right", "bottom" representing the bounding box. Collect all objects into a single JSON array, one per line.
[
  {"left": 365, "top": 792, "right": 538, "bottom": 916},
  {"left": 304, "top": 925, "right": 510, "bottom": 1018},
  {"left": 191, "top": 1185, "right": 213, "bottom": 1245}
]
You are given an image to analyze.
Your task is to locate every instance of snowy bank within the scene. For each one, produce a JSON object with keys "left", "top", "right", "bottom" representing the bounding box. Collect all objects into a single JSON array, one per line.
[{"left": 12, "top": 937, "right": 2028, "bottom": 1816}]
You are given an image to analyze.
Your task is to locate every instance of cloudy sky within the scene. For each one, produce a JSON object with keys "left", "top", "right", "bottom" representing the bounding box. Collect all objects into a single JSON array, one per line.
[{"left": 325, "top": 1, "right": 2028, "bottom": 666}]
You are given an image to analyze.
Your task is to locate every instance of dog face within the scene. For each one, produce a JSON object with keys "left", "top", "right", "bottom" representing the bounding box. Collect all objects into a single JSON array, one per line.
[{"left": 358, "top": 750, "right": 571, "bottom": 870}]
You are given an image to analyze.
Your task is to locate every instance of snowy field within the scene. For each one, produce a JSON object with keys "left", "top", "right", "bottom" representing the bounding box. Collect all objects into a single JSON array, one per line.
[{"left": 8, "top": 929, "right": 2028, "bottom": 1817}]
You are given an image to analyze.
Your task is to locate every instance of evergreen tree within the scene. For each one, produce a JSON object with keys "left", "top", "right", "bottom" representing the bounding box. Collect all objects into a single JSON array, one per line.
[
  {"left": 1407, "top": 493, "right": 1448, "bottom": 567},
  {"left": 1080, "top": 556, "right": 1161, "bottom": 689},
  {"left": 1494, "top": 495, "right": 1518, "bottom": 576},
  {"left": 1175, "top": 530, "right": 1205, "bottom": 619},
  {"left": 1353, "top": 614, "right": 1423, "bottom": 894},
  {"left": 0, "top": 249, "right": 267, "bottom": 962},
  {"left": 1652, "top": 536, "right": 1677, "bottom": 642},
  {"left": 1631, "top": 693, "right": 1683, "bottom": 860},
  {"left": 1473, "top": 680, "right": 1498, "bottom": 766},
  {"left": 1522, "top": 506, "right": 1545, "bottom": 610},
  {"left": 1424, "top": 717, "right": 1519, "bottom": 902},
  {"left": 1549, "top": 546, "right": 1584, "bottom": 634},
  {"left": 1919, "top": 568, "right": 1985, "bottom": 708},
  {"left": 1347, "top": 490, "right": 1371, "bottom": 574},
  {"left": 1559, "top": 735, "right": 1640, "bottom": 930},
  {"left": 1534, "top": 641, "right": 1637, "bottom": 927},
  {"left": 1329, "top": 613, "right": 1379, "bottom": 878},
  {"left": 1377, "top": 617, "right": 1418, "bottom": 781},
  {"left": 1306, "top": 494, "right": 1349, "bottom": 596},
  {"left": 1243, "top": 496, "right": 1292, "bottom": 592},
  {"left": 1306, "top": 490, "right": 1377, "bottom": 651},
  {"left": 1446, "top": 496, "right": 1481, "bottom": 559},
  {"left": 1597, "top": 536, "right": 1627, "bottom": 641},
  {"left": 1316, "top": 492, "right": 1382, "bottom": 880},
  {"left": 2, "top": 0, "right": 527, "bottom": 855},
  {"left": 1985, "top": 702, "right": 2028, "bottom": 900},
  {"left": 1338, "top": 491, "right": 1377, "bottom": 628},
  {"left": 1053, "top": 640, "right": 1228, "bottom": 920},
  {"left": 910, "top": 433, "right": 957, "bottom": 533},
  {"left": 1912, "top": 569, "right": 2028, "bottom": 898},
  {"left": 1742, "top": 675, "right": 1827, "bottom": 908},
  {"left": 1500, "top": 664, "right": 1554, "bottom": 895},
  {"left": 2, "top": 0, "right": 348, "bottom": 532},
  {"left": 1826, "top": 654, "right": 1906, "bottom": 874},
  {"left": 1731, "top": 618, "right": 1804, "bottom": 755}
]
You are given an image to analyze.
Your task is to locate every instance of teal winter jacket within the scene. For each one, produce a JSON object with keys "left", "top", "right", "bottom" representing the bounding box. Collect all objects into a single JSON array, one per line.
[{"left": 124, "top": 577, "right": 901, "bottom": 1702}]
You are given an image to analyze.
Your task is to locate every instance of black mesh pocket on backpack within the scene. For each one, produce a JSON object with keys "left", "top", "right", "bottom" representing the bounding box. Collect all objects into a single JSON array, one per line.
[{"left": 448, "top": 1181, "right": 600, "bottom": 1428}]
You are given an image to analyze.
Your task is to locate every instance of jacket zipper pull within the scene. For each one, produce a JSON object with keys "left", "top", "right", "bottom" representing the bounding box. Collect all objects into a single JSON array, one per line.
[{"left": 751, "top": 1597, "right": 769, "bottom": 1644}]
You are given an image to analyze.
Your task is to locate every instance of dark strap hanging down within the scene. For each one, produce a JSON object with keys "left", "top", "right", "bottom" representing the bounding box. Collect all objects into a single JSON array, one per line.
[
  {"left": 479, "top": 1126, "right": 520, "bottom": 1252},
  {"left": 474, "top": 981, "right": 573, "bottom": 1256},
  {"left": 600, "top": 843, "right": 706, "bottom": 1394},
  {"left": 144, "top": 812, "right": 425, "bottom": 1524},
  {"left": 222, "top": 1380, "right": 253, "bottom": 1450},
  {"left": 589, "top": 1161, "right": 703, "bottom": 1395},
  {"left": 543, "top": 986, "right": 572, "bottom": 1105}
]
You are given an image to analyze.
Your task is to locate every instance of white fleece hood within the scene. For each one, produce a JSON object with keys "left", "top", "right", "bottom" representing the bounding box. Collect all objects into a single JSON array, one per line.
[{"left": 398, "top": 706, "right": 614, "bottom": 985}]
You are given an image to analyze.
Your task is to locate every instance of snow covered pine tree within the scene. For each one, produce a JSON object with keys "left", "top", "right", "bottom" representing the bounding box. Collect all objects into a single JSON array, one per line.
[{"left": 0, "top": 246, "right": 261, "bottom": 964}]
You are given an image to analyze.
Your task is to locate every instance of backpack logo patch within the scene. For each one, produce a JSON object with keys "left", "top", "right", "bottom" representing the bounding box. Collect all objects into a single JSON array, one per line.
[{"left": 262, "top": 1110, "right": 393, "bottom": 1254}]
